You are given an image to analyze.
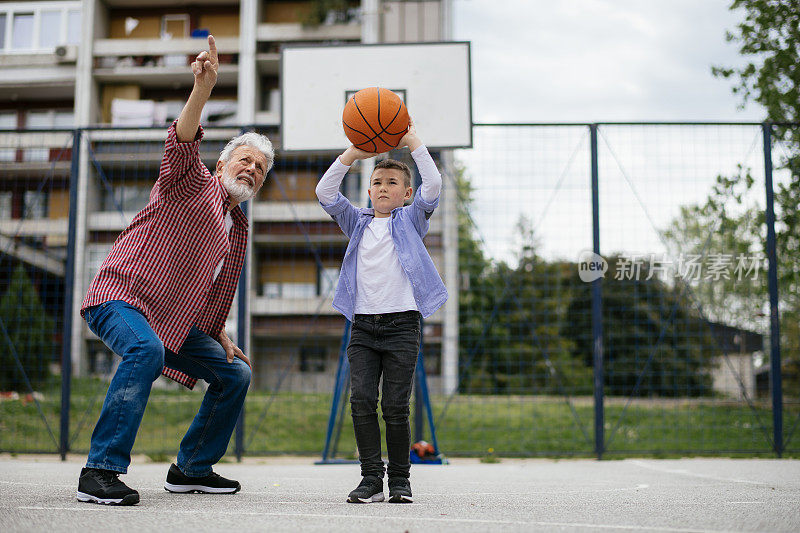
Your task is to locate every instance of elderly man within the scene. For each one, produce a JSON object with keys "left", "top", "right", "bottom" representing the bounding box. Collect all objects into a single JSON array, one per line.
[{"left": 76, "top": 36, "right": 273, "bottom": 505}]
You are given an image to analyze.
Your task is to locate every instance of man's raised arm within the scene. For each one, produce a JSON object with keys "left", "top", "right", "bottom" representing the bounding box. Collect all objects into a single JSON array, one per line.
[
  {"left": 156, "top": 35, "right": 218, "bottom": 193},
  {"left": 176, "top": 35, "right": 218, "bottom": 142}
]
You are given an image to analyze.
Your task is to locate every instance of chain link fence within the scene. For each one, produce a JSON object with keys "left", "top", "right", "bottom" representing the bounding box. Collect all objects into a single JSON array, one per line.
[{"left": 0, "top": 122, "right": 797, "bottom": 459}]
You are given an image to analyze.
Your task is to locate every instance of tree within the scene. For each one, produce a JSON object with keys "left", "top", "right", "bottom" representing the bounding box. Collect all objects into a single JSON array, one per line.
[
  {"left": 453, "top": 157, "right": 717, "bottom": 397},
  {"left": 0, "top": 265, "right": 55, "bottom": 391},
  {"left": 712, "top": 1, "right": 800, "bottom": 126},
  {"left": 563, "top": 256, "right": 716, "bottom": 397},
  {"left": 663, "top": 170, "right": 768, "bottom": 329},
  {"left": 451, "top": 162, "right": 500, "bottom": 391},
  {"left": 462, "top": 217, "right": 591, "bottom": 396},
  {"left": 711, "top": 0, "right": 800, "bottom": 393},
  {"left": 454, "top": 167, "right": 591, "bottom": 394}
]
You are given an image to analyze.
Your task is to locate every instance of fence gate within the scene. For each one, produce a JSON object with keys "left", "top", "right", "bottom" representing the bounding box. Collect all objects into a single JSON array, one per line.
[
  {"left": 0, "top": 128, "right": 74, "bottom": 454},
  {"left": 1, "top": 122, "right": 796, "bottom": 459}
]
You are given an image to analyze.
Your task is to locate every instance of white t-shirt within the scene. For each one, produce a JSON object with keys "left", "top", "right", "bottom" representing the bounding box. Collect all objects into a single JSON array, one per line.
[
  {"left": 315, "top": 145, "right": 442, "bottom": 315},
  {"left": 212, "top": 211, "right": 234, "bottom": 282},
  {"left": 354, "top": 216, "right": 418, "bottom": 314}
]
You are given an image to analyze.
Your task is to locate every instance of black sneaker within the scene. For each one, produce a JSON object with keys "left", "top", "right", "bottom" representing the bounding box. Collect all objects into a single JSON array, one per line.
[
  {"left": 347, "top": 476, "right": 384, "bottom": 503},
  {"left": 388, "top": 477, "right": 413, "bottom": 503},
  {"left": 164, "top": 463, "right": 241, "bottom": 494},
  {"left": 76, "top": 467, "right": 140, "bottom": 505}
]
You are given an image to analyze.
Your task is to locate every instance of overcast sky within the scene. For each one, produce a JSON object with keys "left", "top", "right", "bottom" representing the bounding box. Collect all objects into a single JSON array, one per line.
[
  {"left": 453, "top": 0, "right": 766, "bottom": 122},
  {"left": 449, "top": 0, "right": 773, "bottom": 264}
]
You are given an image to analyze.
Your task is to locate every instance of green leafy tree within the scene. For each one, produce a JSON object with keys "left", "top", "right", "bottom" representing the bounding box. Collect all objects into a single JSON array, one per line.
[
  {"left": 663, "top": 170, "right": 768, "bottom": 329},
  {"left": 712, "top": 1, "right": 800, "bottom": 125},
  {"left": 452, "top": 162, "right": 498, "bottom": 391},
  {"left": 563, "top": 256, "right": 716, "bottom": 397},
  {"left": 709, "top": 0, "right": 800, "bottom": 392},
  {"left": 0, "top": 265, "right": 55, "bottom": 390},
  {"left": 454, "top": 169, "right": 591, "bottom": 394},
  {"left": 493, "top": 218, "right": 591, "bottom": 395}
]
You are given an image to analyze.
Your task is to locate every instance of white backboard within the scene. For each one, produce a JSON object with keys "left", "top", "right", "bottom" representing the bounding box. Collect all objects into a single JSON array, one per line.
[{"left": 280, "top": 42, "right": 472, "bottom": 152}]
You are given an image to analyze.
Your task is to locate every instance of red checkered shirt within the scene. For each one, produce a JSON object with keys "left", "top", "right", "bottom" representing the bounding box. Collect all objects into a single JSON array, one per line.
[{"left": 81, "top": 120, "right": 248, "bottom": 389}]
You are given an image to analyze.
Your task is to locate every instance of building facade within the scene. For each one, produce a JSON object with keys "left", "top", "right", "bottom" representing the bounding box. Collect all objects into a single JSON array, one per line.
[{"left": 0, "top": 0, "right": 459, "bottom": 394}]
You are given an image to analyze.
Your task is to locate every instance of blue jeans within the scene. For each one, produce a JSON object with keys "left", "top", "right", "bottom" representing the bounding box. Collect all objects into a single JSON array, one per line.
[
  {"left": 84, "top": 300, "right": 251, "bottom": 476},
  {"left": 348, "top": 311, "right": 421, "bottom": 479}
]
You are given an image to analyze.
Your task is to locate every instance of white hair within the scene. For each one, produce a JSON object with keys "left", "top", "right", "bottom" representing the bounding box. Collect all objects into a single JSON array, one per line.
[{"left": 219, "top": 132, "right": 275, "bottom": 172}]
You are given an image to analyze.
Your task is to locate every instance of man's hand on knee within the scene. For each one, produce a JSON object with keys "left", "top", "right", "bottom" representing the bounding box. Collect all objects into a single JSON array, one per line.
[{"left": 218, "top": 330, "right": 252, "bottom": 369}]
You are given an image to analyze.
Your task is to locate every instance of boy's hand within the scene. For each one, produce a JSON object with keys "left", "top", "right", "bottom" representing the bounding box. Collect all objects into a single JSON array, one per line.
[
  {"left": 191, "top": 35, "right": 218, "bottom": 93},
  {"left": 339, "top": 145, "right": 379, "bottom": 166},
  {"left": 398, "top": 117, "right": 422, "bottom": 152}
]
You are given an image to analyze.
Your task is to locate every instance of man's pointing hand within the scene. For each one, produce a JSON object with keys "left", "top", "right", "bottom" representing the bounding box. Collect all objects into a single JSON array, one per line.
[{"left": 191, "top": 35, "right": 218, "bottom": 92}]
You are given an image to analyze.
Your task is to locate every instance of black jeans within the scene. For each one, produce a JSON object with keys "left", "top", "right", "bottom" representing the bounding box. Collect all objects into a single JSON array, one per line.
[{"left": 348, "top": 310, "right": 421, "bottom": 479}]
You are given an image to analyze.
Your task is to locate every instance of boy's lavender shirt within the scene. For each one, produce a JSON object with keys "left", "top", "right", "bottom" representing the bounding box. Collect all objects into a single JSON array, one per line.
[{"left": 319, "top": 190, "right": 448, "bottom": 321}]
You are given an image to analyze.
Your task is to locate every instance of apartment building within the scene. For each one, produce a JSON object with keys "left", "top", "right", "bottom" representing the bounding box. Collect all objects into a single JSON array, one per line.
[{"left": 0, "top": 0, "right": 458, "bottom": 394}]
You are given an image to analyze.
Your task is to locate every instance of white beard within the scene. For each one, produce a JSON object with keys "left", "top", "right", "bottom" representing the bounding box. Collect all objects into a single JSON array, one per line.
[{"left": 221, "top": 167, "right": 255, "bottom": 203}]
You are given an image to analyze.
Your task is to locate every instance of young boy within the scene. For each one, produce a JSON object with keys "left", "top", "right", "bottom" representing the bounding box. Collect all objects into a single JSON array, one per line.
[{"left": 315, "top": 119, "right": 447, "bottom": 503}]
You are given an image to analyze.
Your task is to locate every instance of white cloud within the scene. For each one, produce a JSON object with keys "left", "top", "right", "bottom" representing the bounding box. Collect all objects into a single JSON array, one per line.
[{"left": 454, "top": 0, "right": 766, "bottom": 122}]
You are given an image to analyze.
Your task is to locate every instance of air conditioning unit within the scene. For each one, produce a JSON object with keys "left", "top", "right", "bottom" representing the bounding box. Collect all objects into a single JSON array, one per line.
[{"left": 54, "top": 45, "right": 78, "bottom": 63}]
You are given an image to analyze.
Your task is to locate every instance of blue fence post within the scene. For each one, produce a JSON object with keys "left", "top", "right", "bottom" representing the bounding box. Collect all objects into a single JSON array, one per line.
[
  {"left": 60, "top": 129, "right": 81, "bottom": 460},
  {"left": 414, "top": 368, "right": 424, "bottom": 443},
  {"left": 320, "top": 320, "right": 352, "bottom": 462},
  {"left": 414, "top": 316, "right": 425, "bottom": 443},
  {"left": 590, "top": 124, "right": 604, "bottom": 459},
  {"left": 762, "top": 122, "right": 783, "bottom": 457},
  {"left": 235, "top": 198, "right": 248, "bottom": 461}
]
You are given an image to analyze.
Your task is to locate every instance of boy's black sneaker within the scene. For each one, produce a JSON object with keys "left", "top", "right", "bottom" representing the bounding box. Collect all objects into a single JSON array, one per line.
[
  {"left": 76, "top": 467, "right": 140, "bottom": 505},
  {"left": 164, "top": 463, "right": 241, "bottom": 494},
  {"left": 347, "top": 476, "right": 384, "bottom": 503},
  {"left": 388, "top": 477, "right": 413, "bottom": 503}
]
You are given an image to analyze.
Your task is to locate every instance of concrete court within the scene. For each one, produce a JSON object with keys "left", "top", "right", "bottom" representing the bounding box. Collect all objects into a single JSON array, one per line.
[{"left": 1, "top": 455, "right": 799, "bottom": 532}]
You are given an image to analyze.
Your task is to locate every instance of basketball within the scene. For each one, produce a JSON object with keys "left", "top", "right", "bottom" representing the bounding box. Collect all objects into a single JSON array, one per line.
[{"left": 342, "top": 87, "right": 409, "bottom": 153}]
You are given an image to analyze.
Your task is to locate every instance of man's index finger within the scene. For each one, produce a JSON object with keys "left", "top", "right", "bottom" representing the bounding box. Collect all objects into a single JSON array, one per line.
[{"left": 208, "top": 35, "right": 217, "bottom": 62}]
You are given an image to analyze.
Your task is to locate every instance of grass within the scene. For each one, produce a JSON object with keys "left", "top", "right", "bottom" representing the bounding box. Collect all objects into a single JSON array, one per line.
[{"left": 2, "top": 376, "right": 799, "bottom": 458}]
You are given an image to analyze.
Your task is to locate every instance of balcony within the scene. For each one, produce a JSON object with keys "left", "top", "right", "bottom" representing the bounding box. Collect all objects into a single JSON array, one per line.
[
  {"left": 0, "top": 132, "right": 74, "bottom": 176},
  {"left": 256, "top": 22, "right": 360, "bottom": 43},
  {"left": 94, "top": 37, "right": 240, "bottom": 58},
  {"left": 88, "top": 212, "right": 135, "bottom": 232},
  {"left": 0, "top": 218, "right": 67, "bottom": 238},
  {"left": 251, "top": 295, "right": 337, "bottom": 316},
  {"left": 256, "top": 52, "right": 280, "bottom": 75},
  {"left": 253, "top": 201, "right": 329, "bottom": 222},
  {"left": 0, "top": 59, "right": 76, "bottom": 100},
  {"left": 93, "top": 37, "right": 240, "bottom": 87},
  {"left": 86, "top": 128, "right": 240, "bottom": 142},
  {"left": 0, "top": 234, "right": 65, "bottom": 277},
  {"left": 93, "top": 64, "right": 239, "bottom": 87},
  {"left": 254, "top": 110, "right": 280, "bottom": 126}
]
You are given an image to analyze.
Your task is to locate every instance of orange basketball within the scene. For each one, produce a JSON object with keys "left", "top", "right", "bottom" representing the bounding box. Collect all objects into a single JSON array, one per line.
[{"left": 342, "top": 87, "right": 409, "bottom": 153}]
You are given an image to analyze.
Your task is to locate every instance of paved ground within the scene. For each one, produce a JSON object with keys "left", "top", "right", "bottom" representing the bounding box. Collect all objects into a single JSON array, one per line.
[{"left": 1, "top": 455, "right": 799, "bottom": 532}]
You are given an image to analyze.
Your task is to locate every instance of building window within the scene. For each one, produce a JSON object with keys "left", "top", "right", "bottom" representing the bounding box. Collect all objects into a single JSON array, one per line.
[
  {"left": 12, "top": 13, "right": 34, "bottom": 50},
  {"left": 66, "top": 9, "right": 80, "bottom": 45},
  {"left": 0, "top": 192, "right": 12, "bottom": 219},
  {"left": 161, "top": 14, "right": 189, "bottom": 39},
  {"left": 23, "top": 190, "right": 47, "bottom": 219},
  {"left": 102, "top": 184, "right": 151, "bottom": 213},
  {"left": 0, "top": 14, "right": 6, "bottom": 50},
  {"left": 26, "top": 109, "right": 74, "bottom": 128},
  {"left": 0, "top": 2, "right": 81, "bottom": 52},
  {"left": 23, "top": 109, "right": 75, "bottom": 162},
  {"left": 319, "top": 266, "right": 340, "bottom": 298},
  {"left": 0, "top": 112, "right": 16, "bottom": 161},
  {"left": 299, "top": 346, "right": 326, "bottom": 373},
  {"left": 86, "top": 244, "right": 113, "bottom": 288},
  {"left": 39, "top": 10, "right": 61, "bottom": 49}
]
